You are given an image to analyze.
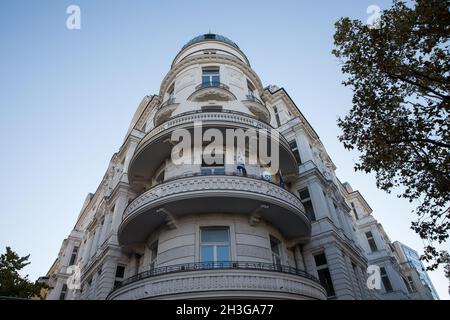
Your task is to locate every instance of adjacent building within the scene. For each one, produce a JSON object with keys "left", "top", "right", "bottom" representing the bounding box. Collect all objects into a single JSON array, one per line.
[{"left": 44, "top": 34, "right": 438, "bottom": 300}]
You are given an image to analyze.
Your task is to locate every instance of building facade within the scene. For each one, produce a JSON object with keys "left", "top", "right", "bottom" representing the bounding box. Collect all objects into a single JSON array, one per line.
[{"left": 44, "top": 34, "right": 437, "bottom": 300}]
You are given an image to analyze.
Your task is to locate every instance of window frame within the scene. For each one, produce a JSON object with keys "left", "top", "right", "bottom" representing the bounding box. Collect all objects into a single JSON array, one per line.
[
  {"left": 365, "top": 231, "right": 378, "bottom": 252},
  {"left": 380, "top": 267, "right": 393, "bottom": 293},
  {"left": 298, "top": 187, "right": 316, "bottom": 221},
  {"left": 288, "top": 139, "right": 302, "bottom": 164},
  {"left": 269, "top": 235, "right": 282, "bottom": 269},
  {"left": 314, "top": 252, "right": 336, "bottom": 298},
  {"left": 202, "top": 67, "right": 220, "bottom": 86},
  {"left": 200, "top": 227, "right": 230, "bottom": 264}
]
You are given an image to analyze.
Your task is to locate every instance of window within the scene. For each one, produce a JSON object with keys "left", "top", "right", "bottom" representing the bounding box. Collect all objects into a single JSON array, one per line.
[
  {"left": 273, "top": 106, "right": 281, "bottom": 127},
  {"left": 351, "top": 202, "right": 359, "bottom": 220},
  {"left": 365, "top": 231, "right": 378, "bottom": 252},
  {"left": 406, "top": 276, "right": 417, "bottom": 293},
  {"left": 380, "top": 267, "right": 393, "bottom": 292},
  {"left": 299, "top": 188, "right": 316, "bottom": 221},
  {"left": 314, "top": 253, "right": 335, "bottom": 297},
  {"left": 289, "top": 140, "right": 302, "bottom": 164},
  {"left": 167, "top": 83, "right": 175, "bottom": 100},
  {"left": 59, "top": 284, "right": 68, "bottom": 300},
  {"left": 270, "top": 236, "right": 282, "bottom": 269},
  {"left": 149, "top": 241, "right": 158, "bottom": 270},
  {"left": 202, "top": 68, "right": 220, "bottom": 86},
  {"left": 69, "top": 246, "right": 79, "bottom": 266},
  {"left": 401, "top": 276, "right": 417, "bottom": 294},
  {"left": 247, "top": 80, "right": 256, "bottom": 97},
  {"left": 114, "top": 265, "right": 125, "bottom": 287},
  {"left": 200, "top": 227, "right": 230, "bottom": 264}
]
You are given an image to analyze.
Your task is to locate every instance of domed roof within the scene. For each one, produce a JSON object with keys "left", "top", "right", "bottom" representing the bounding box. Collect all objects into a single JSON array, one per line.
[{"left": 181, "top": 33, "right": 240, "bottom": 50}]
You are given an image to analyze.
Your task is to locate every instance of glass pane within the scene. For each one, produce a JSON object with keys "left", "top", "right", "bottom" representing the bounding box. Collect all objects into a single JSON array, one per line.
[
  {"left": 270, "top": 236, "right": 280, "bottom": 255},
  {"left": 201, "top": 228, "right": 229, "bottom": 243},
  {"left": 203, "top": 69, "right": 218, "bottom": 75},
  {"left": 201, "top": 246, "right": 214, "bottom": 262},
  {"left": 314, "top": 253, "right": 327, "bottom": 267},
  {"left": 212, "top": 76, "right": 220, "bottom": 84},
  {"left": 217, "top": 245, "right": 230, "bottom": 262},
  {"left": 299, "top": 188, "right": 310, "bottom": 200},
  {"left": 202, "top": 76, "right": 210, "bottom": 84}
]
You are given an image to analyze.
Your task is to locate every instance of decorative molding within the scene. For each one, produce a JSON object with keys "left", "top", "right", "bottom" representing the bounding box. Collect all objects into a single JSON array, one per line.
[
  {"left": 159, "top": 54, "right": 264, "bottom": 99},
  {"left": 107, "top": 269, "right": 326, "bottom": 300},
  {"left": 123, "top": 175, "right": 304, "bottom": 222}
]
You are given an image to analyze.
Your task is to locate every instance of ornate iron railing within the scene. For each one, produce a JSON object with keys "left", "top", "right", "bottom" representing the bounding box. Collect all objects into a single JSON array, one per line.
[
  {"left": 195, "top": 82, "right": 230, "bottom": 91},
  {"left": 158, "top": 97, "right": 176, "bottom": 109},
  {"left": 111, "top": 260, "right": 320, "bottom": 291}
]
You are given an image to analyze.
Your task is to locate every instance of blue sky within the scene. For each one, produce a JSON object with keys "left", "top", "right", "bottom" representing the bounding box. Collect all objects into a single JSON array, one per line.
[{"left": 0, "top": 0, "right": 448, "bottom": 299}]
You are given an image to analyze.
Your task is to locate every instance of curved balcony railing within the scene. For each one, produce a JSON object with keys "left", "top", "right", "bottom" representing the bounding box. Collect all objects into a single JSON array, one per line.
[
  {"left": 245, "top": 94, "right": 264, "bottom": 105},
  {"left": 110, "top": 260, "right": 321, "bottom": 292},
  {"left": 158, "top": 96, "right": 176, "bottom": 109},
  {"left": 138, "top": 109, "right": 276, "bottom": 149},
  {"left": 123, "top": 171, "right": 303, "bottom": 222},
  {"left": 195, "top": 81, "right": 230, "bottom": 91}
]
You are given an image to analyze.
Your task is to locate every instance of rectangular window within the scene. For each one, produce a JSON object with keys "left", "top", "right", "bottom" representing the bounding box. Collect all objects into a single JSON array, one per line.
[
  {"left": 202, "top": 68, "right": 220, "bottom": 86},
  {"left": 351, "top": 202, "right": 359, "bottom": 220},
  {"left": 115, "top": 265, "right": 125, "bottom": 278},
  {"left": 167, "top": 83, "right": 175, "bottom": 99},
  {"left": 299, "top": 188, "right": 316, "bottom": 221},
  {"left": 59, "top": 284, "right": 68, "bottom": 300},
  {"left": 407, "top": 276, "right": 417, "bottom": 293},
  {"left": 114, "top": 265, "right": 125, "bottom": 287},
  {"left": 273, "top": 106, "right": 281, "bottom": 127},
  {"left": 365, "top": 231, "right": 378, "bottom": 252},
  {"left": 200, "top": 227, "right": 230, "bottom": 265},
  {"left": 314, "top": 253, "right": 335, "bottom": 298},
  {"left": 270, "top": 236, "right": 282, "bottom": 269},
  {"left": 69, "top": 246, "right": 79, "bottom": 266},
  {"left": 149, "top": 241, "right": 158, "bottom": 270},
  {"left": 289, "top": 140, "right": 302, "bottom": 164},
  {"left": 247, "top": 80, "right": 256, "bottom": 97},
  {"left": 380, "top": 267, "right": 393, "bottom": 292}
]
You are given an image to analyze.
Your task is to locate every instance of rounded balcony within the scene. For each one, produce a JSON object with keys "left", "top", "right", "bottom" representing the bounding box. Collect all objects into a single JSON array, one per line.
[
  {"left": 128, "top": 110, "right": 299, "bottom": 190},
  {"left": 187, "top": 82, "right": 237, "bottom": 102},
  {"left": 118, "top": 173, "right": 310, "bottom": 246},
  {"left": 107, "top": 261, "right": 326, "bottom": 300},
  {"left": 242, "top": 94, "right": 271, "bottom": 123},
  {"left": 153, "top": 97, "right": 179, "bottom": 126}
]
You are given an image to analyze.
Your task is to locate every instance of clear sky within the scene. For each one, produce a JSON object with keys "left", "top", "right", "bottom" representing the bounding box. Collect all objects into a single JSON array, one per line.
[{"left": 0, "top": 0, "right": 448, "bottom": 299}]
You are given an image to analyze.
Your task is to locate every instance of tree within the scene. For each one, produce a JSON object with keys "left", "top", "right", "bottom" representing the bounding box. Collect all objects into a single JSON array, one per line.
[
  {"left": 0, "top": 247, "right": 46, "bottom": 299},
  {"left": 332, "top": 0, "right": 449, "bottom": 276}
]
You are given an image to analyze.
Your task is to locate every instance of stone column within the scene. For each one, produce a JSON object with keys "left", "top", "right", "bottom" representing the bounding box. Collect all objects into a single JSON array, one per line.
[
  {"left": 89, "top": 226, "right": 101, "bottom": 258},
  {"left": 324, "top": 245, "right": 355, "bottom": 299},
  {"left": 99, "top": 212, "right": 112, "bottom": 246},
  {"left": 82, "top": 234, "right": 93, "bottom": 265},
  {"left": 122, "top": 140, "right": 138, "bottom": 175},
  {"left": 95, "top": 258, "right": 117, "bottom": 300},
  {"left": 308, "top": 182, "right": 332, "bottom": 220},
  {"left": 110, "top": 192, "right": 128, "bottom": 242},
  {"left": 295, "top": 128, "right": 314, "bottom": 163},
  {"left": 294, "top": 245, "right": 305, "bottom": 270},
  {"left": 344, "top": 254, "right": 362, "bottom": 300}
]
